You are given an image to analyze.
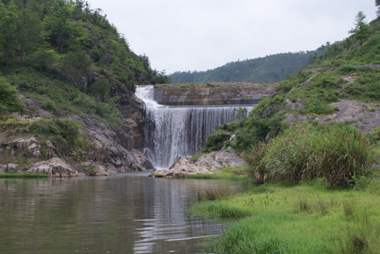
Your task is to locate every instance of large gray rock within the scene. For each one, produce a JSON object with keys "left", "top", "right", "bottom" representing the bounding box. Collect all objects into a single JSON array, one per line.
[
  {"left": 150, "top": 149, "right": 247, "bottom": 178},
  {"left": 81, "top": 161, "right": 109, "bottom": 176},
  {"left": 12, "top": 136, "right": 41, "bottom": 157},
  {"left": 27, "top": 158, "right": 82, "bottom": 177},
  {"left": 314, "top": 101, "right": 380, "bottom": 133},
  {"left": 73, "top": 115, "right": 154, "bottom": 172},
  {"left": 6, "top": 163, "right": 19, "bottom": 172},
  {"left": 0, "top": 164, "right": 6, "bottom": 174},
  {"left": 285, "top": 100, "right": 380, "bottom": 133}
]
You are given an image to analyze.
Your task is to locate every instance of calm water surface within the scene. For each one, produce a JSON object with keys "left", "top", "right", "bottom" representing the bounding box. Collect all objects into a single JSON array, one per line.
[{"left": 0, "top": 173, "right": 242, "bottom": 254}]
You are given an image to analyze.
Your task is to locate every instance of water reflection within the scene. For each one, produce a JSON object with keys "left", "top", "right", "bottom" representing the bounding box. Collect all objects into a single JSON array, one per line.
[{"left": 0, "top": 174, "right": 242, "bottom": 254}]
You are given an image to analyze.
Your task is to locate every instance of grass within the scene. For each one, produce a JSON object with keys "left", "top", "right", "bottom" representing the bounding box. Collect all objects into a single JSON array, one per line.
[
  {"left": 245, "top": 123, "right": 369, "bottom": 188},
  {"left": 185, "top": 167, "right": 249, "bottom": 181},
  {"left": 0, "top": 173, "right": 48, "bottom": 178},
  {"left": 191, "top": 181, "right": 380, "bottom": 253}
]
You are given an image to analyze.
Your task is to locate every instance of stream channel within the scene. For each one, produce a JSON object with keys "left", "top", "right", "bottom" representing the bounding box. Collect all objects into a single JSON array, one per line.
[{"left": 0, "top": 173, "right": 243, "bottom": 254}]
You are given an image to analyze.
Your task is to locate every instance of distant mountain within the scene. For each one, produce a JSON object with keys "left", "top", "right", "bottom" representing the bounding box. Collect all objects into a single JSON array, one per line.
[{"left": 170, "top": 51, "right": 322, "bottom": 84}]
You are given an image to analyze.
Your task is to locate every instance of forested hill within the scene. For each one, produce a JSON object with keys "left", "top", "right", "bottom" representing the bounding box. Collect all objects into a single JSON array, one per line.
[
  {"left": 169, "top": 51, "right": 321, "bottom": 84},
  {"left": 0, "top": 0, "right": 170, "bottom": 176},
  {"left": 0, "top": 0, "right": 168, "bottom": 91}
]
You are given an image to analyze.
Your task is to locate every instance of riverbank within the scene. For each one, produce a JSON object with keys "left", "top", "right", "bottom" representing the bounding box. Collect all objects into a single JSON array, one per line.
[{"left": 190, "top": 180, "right": 380, "bottom": 253}]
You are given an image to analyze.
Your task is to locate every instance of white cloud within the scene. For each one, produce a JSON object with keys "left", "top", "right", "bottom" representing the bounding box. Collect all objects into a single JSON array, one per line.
[{"left": 88, "top": 0, "right": 378, "bottom": 73}]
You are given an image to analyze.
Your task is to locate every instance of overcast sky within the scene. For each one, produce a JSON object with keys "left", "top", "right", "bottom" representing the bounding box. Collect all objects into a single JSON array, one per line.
[{"left": 87, "top": 0, "right": 377, "bottom": 74}]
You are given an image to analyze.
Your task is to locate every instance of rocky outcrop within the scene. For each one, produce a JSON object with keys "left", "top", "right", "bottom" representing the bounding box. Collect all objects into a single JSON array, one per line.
[
  {"left": 76, "top": 116, "right": 154, "bottom": 172},
  {"left": 12, "top": 137, "right": 42, "bottom": 157},
  {"left": 149, "top": 149, "right": 247, "bottom": 178},
  {"left": 285, "top": 100, "right": 380, "bottom": 133},
  {"left": 153, "top": 83, "right": 275, "bottom": 106},
  {"left": 27, "top": 158, "right": 83, "bottom": 177}
]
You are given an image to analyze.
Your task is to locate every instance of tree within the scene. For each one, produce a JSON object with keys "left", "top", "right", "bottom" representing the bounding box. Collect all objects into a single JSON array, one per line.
[
  {"left": 43, "top": 2, "right": 73, "bottom": 52},
  {"left": 18, "top": 0, "right": 41, "bottom": 68},
  {"left": 0, "top": 0, "right": 20, "bottom": 74},
  {"left": 349, "top": 11, "right": 369, "bottom": 47},
  {"left": 376, "top": 0, "right": 380, "bottom": 16}
]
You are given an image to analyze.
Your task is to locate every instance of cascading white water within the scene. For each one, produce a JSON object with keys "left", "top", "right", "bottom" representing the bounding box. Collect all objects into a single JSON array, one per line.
[{"left": 136, "top": 85, "right": 253, "bottom": 170}]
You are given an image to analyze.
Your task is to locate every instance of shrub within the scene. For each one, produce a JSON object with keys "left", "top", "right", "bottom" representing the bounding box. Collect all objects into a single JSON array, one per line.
[
  {"left": 41, "top": 99, "right": 57, "bottom": 113},
  {"left": 201, "top": 130, "right": 230, "bottom": 153},
  {"left": 0, "top": 78, "right": 25, "bottom": 114},
  {"left": 29, "top": 118, "right": 84, "bottom": 155},
  {"left": 245, "top": 124, "right": 369, "bottom": 188}
]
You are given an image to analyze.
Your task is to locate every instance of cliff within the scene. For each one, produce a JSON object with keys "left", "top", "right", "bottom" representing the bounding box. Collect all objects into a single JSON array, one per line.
[{"left": 153, "top": 83, "right": 275, "bottom": 106}]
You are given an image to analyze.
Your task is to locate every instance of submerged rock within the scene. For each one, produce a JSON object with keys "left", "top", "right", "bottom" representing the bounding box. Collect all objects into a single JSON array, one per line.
[{"left": 149, "top": 149, "right": 246, "bottom": 178}]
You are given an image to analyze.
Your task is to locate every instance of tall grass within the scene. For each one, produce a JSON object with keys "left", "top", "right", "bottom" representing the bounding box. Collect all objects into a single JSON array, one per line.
[
  {"left": 192, "top": 183, "right": 380, "bottom": 254},
  {"left": 245, "top": 124, "right": 369, "bottom": 188}
]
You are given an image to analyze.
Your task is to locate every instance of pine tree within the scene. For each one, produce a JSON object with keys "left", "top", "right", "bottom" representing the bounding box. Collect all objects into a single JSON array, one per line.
[{"left": 349, "top": 11, "right": 369, "bottom": 47}]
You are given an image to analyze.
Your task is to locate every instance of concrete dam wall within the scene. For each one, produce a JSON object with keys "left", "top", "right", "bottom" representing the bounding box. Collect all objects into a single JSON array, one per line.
[{"left": 153, "top": 83, "right": 276, "bottom": 106}]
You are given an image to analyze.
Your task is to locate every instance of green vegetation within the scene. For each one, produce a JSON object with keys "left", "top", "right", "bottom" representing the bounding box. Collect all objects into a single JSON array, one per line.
[
  {"left": 0, "top": 117, "right": 85, "bottom": 156},
  {"left": 0, "top": 172, "right": 48, "bottom": 178},
  {"left": 194, "top": 11, "right": 380, "bottom": 253},
  {"left": 207, "top": 16, "right": 380, "bottom": 155},
  {"left": 170, "top": 51, "right": 321, "bottom": 84},
  {"left": 312, "top": 13, "right": 380, "bottom": 66},
  {"left": 0, "top": 0, "right": 169, "bottom": 123},
  {"left": 245, "top": 123, "right": 369, "bottom": 188},
  {"left": 191, "top": 182, "right": 380, "bottom": 254},
  {"left": 0, "top": 77, "right": 25, "bottom": 115},
  {"left": 186, "top": 167, "right": 248, "bottom": 181}
]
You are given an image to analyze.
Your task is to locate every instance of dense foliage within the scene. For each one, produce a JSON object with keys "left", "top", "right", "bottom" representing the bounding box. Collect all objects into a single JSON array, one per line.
[
  {"left": 170, "top": 51, "right": 321, "bottom": 84},
  {"left": 0, "top": 0, "right": 169, "bottom": 85},
  {"left": 0, "top": 0, "right": 169, "bottom": 124},
  {"left": 245, "top": 123, "right": 369, "bottom": 188}
]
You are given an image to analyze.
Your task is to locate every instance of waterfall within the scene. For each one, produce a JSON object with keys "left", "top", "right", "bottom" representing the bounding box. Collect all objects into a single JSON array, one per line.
[{"left": 136, "top": 85, "right": 253, "bottom": 170}]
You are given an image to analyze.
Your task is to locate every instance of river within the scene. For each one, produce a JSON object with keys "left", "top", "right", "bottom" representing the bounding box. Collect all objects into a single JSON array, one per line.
[{"left": 0, "top": 173, "right": 242, "bottom": 254}]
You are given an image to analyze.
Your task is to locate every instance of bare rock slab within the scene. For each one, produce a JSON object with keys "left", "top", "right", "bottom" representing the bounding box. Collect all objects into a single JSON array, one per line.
[
  {"left": 27, "top": 158, "right": 83, "bottom": 177},
  {"left": 150, "top": 149, "right": 246, "bottom": 178}
]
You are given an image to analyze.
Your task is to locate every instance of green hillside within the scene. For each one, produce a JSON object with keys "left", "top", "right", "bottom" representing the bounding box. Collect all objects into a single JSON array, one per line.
[
  {"left": 0, "top": 0, "right": 168, "bottom": 121},
  {"left": 204, "top": 13, "right": 380, "bottom": 182},
  {"left": 194, "top": 12, "right": 380, "bottom": 253},
  {"left": 169, "top": 51, "right": 321, "bottom": 84}
]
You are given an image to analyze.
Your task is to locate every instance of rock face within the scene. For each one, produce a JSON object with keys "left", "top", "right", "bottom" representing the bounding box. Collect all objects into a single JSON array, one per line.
[
  {"left": 285, "top": 100, "right": 380, "bottom": 133},
  {"left": 76, "top": 116, "right": 154, "bottom": 172},
  {"left": 27, "top": 158, "right": 83, "bottom": 177},
  {"left": 149, "top": 149, "right": 247, "bottom": 178},
  {"left": 0, "top": 97, "right": 153, "bottom": 177},
  {"left": 153, "top": 83, "right": 275, "bottom": 106}
]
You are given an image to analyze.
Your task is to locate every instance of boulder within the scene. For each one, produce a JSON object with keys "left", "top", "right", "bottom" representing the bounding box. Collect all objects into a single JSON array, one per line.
[
  {"left": 81, "top": 161, "right": 109, "bottom": 176},
  {"left": 13, "top": 137, "right": 38, "bottom": 150},
  {"left": 27, "top": 158, "right": 82, "bottom": 177},
  {"left": 6, "top": 163, "right": 19, "bottom": 172},
  {"left": 150, "top": 149, "right": 247, "bottom": 178},
  {"left": 0, "top": 164, "right": 5, "bottom": 174},
  {"left": 12, "top": 136, "right": 41, "bottom": 157}
]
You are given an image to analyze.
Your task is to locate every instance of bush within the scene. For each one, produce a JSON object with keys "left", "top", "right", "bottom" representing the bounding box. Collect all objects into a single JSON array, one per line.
[
  {"left": 0, "top": 78, "right": 25, "bottom": 114},
  {"left": 29, "top": 118, "right": 84, "bottom": 155},
  {"left": 41, "top": 99, "right": 57, "bottom": 113},
  {"left": 201, "top": 130, "right": 230, "bottom": 153},
  {"left": 245, "top": 124, "right": 369, "bottom": 188}
]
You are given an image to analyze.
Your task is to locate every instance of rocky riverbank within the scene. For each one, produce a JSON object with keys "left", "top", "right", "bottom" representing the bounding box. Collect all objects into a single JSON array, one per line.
[
  {"left": 149, "top": 148, "right": 246, "bottom": 178},
  {"left": 0, "top": 94, "right": 153, "bottom": 177}
]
